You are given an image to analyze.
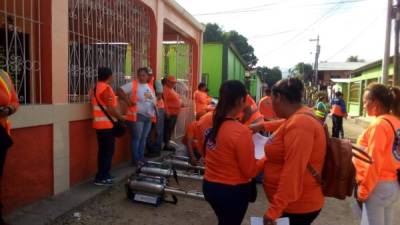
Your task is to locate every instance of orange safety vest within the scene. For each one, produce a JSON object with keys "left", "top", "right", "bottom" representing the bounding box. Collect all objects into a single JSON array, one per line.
[
  {"left": 91, "top": 82, "right": 116, "bottom": 129},
  {"left": 126, "top": 80, "right": 157, "bottom": 123},
  {"left": 0, "top": 70, "right": 14, "bottom": 133},
  {"left": 331, "top": 105, "right": 345, "bottom": 117}
]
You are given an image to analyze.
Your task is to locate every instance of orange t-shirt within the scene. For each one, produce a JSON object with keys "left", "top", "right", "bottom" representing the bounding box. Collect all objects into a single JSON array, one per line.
[
  {"left": 195, "top": 111, "right": 214, "bottom": 155},
  {"left": 263, "top": 107, "right": 326, "bottom": 220},
  {"left": 204, "top": 120, "right": 266, "bottom": 185},
  {"left": 240, "top": 95, "right": 263, "bottom": 126},
  {"left": 194, "top": 90, "right": 211, "bottom": 114},
  {"left": 183, "top": 121, "right": 198, "bottom": 149},
  {"left": 259, "top": 96, "right": 276, "bottom": 120},
  {"left": 354, "top": 115, "right": 400, "bottom": 200},
  {"left": 163, "top": 85, "right": 181, "bottom": 116}
]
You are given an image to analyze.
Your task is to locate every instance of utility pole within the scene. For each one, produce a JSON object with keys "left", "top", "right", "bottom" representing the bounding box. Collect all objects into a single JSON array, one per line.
[
  {"left": 382, "top": 0, "right": 393, "bottom": 85},
  {"left": 394, "top": 0, "right": 400, "bottom": 86},
  {"left": 310, "top": 35, "right": 321, "bottom": 88}
]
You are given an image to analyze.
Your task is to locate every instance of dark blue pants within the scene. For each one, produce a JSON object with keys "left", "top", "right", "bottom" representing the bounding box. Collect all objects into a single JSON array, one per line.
[
  {"left": 95, "top": 129, "right": 115, "bottom": 181},
  {"left": 282, "top": 210, "right": 321, "bottom": 225},
  {"left": 203, "top": 180, "right": 250, "bottom": 225},
  {"left": 147, "top": 109, "right": 165, "bottom": 153},
  {"left": 332, "top": 115, "right": 344, "bottom": 138}
]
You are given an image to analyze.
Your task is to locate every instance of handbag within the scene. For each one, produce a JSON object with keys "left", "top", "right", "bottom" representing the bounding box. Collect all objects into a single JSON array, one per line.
[{"left": 94, "top": 86, "right": 126, "bottom": 138}]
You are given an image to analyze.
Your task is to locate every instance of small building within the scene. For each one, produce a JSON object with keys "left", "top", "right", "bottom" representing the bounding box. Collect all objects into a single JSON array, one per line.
[
  {"left": 1, "top": 0, "right": 203, "bottom": 214},
  {"left": 201, "top": 42, "right": 256, "bottom": 98},
  {"left": 316, "top": 62, "right": 368, "bottom": 88},
  {"left": 347, "top": 58, "right": 395, "bottom": 116}
]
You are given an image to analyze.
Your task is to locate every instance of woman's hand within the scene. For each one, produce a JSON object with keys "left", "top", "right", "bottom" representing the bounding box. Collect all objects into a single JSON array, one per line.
[
  {"left": 263, "top": 216, "right": 276, "bottom": 225},
  {"left": 249, "top": 122, "right": 264, "bottom": 133}
]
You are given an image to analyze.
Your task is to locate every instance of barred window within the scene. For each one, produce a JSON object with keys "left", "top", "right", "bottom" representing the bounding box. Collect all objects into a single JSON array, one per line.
[
  {"left": 0, "top": 0, "right": 43, "bottom": 104},
  {"left": 68, "top": 0, "right": 151, "bottom": 103}
]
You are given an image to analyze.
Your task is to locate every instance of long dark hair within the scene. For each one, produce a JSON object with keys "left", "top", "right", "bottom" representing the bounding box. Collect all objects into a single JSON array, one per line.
[
  {"left": 366, "top": 83, "right": 400, "bottom": 117},
  {"left": 211, "top": 80, "right": 247, "bottom": 142}
]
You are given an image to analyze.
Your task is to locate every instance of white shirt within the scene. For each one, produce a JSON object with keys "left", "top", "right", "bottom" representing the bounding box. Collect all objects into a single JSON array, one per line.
[{"left": 121, "top": 82, "right": 156, "bottom": 118}]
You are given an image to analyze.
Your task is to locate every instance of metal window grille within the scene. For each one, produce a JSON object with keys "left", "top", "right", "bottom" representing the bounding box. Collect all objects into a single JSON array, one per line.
[
  {"left": 0, "top": 0, "right": 43, "bottom": 104},
  {"left": 162, "top": 38, "right": 194, "bottom": 138},
  {"left": 68, "top": 0, "right": 151, "bottom": 103}
]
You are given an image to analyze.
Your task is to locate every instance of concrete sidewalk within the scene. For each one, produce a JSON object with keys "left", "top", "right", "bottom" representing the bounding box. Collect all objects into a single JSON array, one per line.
[{"left": 6, "top": 163, "right": 135, "bottom": 225}]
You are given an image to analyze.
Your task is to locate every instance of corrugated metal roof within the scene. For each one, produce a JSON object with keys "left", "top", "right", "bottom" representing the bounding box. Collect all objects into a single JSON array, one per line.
[{"left": 317, "top": 62, "right": 368, "bottom": 71}]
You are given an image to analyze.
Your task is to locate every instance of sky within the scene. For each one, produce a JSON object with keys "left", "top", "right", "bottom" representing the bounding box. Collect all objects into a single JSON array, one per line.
[{"left": 175, "top": 0, "right": 388, "bottom": 72}]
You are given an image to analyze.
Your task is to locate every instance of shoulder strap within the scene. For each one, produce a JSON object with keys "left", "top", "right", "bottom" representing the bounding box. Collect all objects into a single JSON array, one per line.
[
  {"left": 294, "top": 112, "right": 327, "bottom": 185},
  {"left": 381, "top": 117, "right": 396, "bottom": 135},
  {"left": 94, "top": 85, "right": 115, "bottom": 124}
]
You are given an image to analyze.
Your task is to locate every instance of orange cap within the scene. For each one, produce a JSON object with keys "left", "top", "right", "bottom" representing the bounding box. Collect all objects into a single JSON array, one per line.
[{"left": 167, "top": 75, "right": 177, "bottom": 83}]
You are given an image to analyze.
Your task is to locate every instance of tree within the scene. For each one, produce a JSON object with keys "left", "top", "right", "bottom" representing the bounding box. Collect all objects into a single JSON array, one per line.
[
  {"left": 224, "top": 31, "right": 258, "bottom": 67},
  {"left": 256, "top": 66, "right": 282, "bottom": 87},
  {"left": 293, "top": 62, "right": 313, "bottom": 83},
  {"left": 203, "top": 23, "right": 224, "bottom": 42},
  {"left": 346, "top": 55, "right": 365, "bottom": 62},
  {"left": 203, "top": 23, "right": 258, "bottom": 68}
]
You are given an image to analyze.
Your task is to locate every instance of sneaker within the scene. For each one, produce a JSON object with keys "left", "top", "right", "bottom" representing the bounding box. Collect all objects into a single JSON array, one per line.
[
  {"left": 94, "top": 179, "right": 114, "bottom": 186},
  {"left": 106, "top": 175, "right": 116, "bottom": 181}
]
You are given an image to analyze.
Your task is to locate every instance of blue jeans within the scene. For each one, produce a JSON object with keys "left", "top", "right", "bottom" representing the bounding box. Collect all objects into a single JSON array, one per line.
[
  {"left": 147, "top": 109, "right": 165, "bottom": 153},
  {"left": 128, "top": 114, "right": 152, "bottom": 163}
]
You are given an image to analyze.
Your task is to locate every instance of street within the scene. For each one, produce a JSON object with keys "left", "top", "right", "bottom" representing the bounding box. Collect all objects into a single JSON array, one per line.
[{"left": 49, "top": 119, "right": 400, "bottom": 225}]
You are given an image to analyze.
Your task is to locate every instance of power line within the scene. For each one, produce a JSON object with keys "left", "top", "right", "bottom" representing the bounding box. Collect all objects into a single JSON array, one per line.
[
  {"left": 249, "top": 29, "right": 297, "bottom": 39},
  {"left": 193, "top": 0, "right": 366, "bottom": 16},
  {"left": 325, "top": 13, "right": 384, "bottom": 61},
  {"left": 261, "top": 1, "right": 344, "bottom": 57}
]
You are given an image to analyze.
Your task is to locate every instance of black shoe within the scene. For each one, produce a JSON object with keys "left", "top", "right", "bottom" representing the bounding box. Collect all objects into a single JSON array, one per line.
[{"left": 94, "top": 179, "right": 114, "bottom": 186}]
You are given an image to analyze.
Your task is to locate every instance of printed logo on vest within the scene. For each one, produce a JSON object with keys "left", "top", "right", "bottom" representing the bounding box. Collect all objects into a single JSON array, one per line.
[{"left": 393, "top": 129, "right": 400, "bottom": 161}]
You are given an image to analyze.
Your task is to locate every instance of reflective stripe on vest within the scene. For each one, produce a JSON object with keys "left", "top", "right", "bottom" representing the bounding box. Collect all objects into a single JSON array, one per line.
[
  {"left": 92, "top": 82, "right": 114, "bottom": 129},
  {"left": 314, "top": 110, "right": 325, "bottom": 119},
  {"left": 0, "top": 70, "right": 12, "bottom": 101},
  {"left": 126, "top": 80, "right": 139, "bottom": 121}
]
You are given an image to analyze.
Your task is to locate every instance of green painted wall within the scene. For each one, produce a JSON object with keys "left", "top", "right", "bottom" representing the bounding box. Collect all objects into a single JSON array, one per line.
[
  {"left": 347, "top": 62, "right": 394, "bottom": 116},
  {"left": 202, "top": 43, "right": 248, "bottom": 97},
  {"left": 202, "top": 43, "right": 223, "bottom": 97},
  {"left": 227, "top": 48, "right": 246, "bottom": 82},
  {"left": 162, "top": 44, "right": 190, "bottom": 80}
]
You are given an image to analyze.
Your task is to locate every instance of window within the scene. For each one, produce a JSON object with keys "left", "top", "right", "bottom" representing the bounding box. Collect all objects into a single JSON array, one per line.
[
  {"left": 68, "top": 0, "right": 151, "bottom": 103},
  {"left": 349, "top": 81, "right": 361, "bottom": 102},
  {"left": 0, "top": 1, "right": 43, "bottom": 104}
]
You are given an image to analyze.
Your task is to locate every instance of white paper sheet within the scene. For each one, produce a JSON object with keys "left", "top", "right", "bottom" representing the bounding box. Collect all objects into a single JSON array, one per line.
[
  {"left": 250, "top": 217, "right": 290, "bottom": 225},
  {"left": 252, "top": 133, "right": 269, "bottom": 159}
]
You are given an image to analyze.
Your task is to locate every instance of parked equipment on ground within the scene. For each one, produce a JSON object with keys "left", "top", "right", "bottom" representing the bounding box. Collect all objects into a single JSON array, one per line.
[{"left": 126, "top": 174, "right": 204, "bottom": 206}]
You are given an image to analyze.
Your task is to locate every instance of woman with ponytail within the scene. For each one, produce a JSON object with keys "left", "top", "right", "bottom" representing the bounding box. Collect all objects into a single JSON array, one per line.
[
  {"left": 353, "top": 83, "right": 400, "bottom": 225},
  {"left": 203, "top": 80, "right": 266, "bottom": 225}
]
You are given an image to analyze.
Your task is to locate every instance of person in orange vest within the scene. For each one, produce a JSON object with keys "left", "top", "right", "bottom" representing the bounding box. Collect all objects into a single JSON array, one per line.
[
  {"left": 163, "top": 75, "right": 182, "bottom": 151},
  {"left": 203, "top": 80, "right": 266, "bottom": 225},
  {"left": 262, "top": 78, "right": 326, "bottom": 225},
  {"left": 194, "top": 82, "right": 213, "bottom": 119},
  {"left": 92, "top": 67, "right": 125, "bottom": 186},
  {"left": 239, "top": 94, "right": 264, "bottom": 126},
  {"left": 330, "top": 91, "right": 347, "bottom": 138},
  {"left": 146, "top": 80, "right": 165, "bottom": 157},
  {"left": 353, "top": 83, "right": 400, "bottom": 225},
  {"left": 258, "top": 88, "right": 276, "bottom": 121},
  {"left": 0, "top": 69, "right": 18, "bottom": 225},
  {"left": 117, "top": 67, "right": 156, "bottom": 165},
  {"left": 194, "top": 110, "right": 214, "bottom": 157}
]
